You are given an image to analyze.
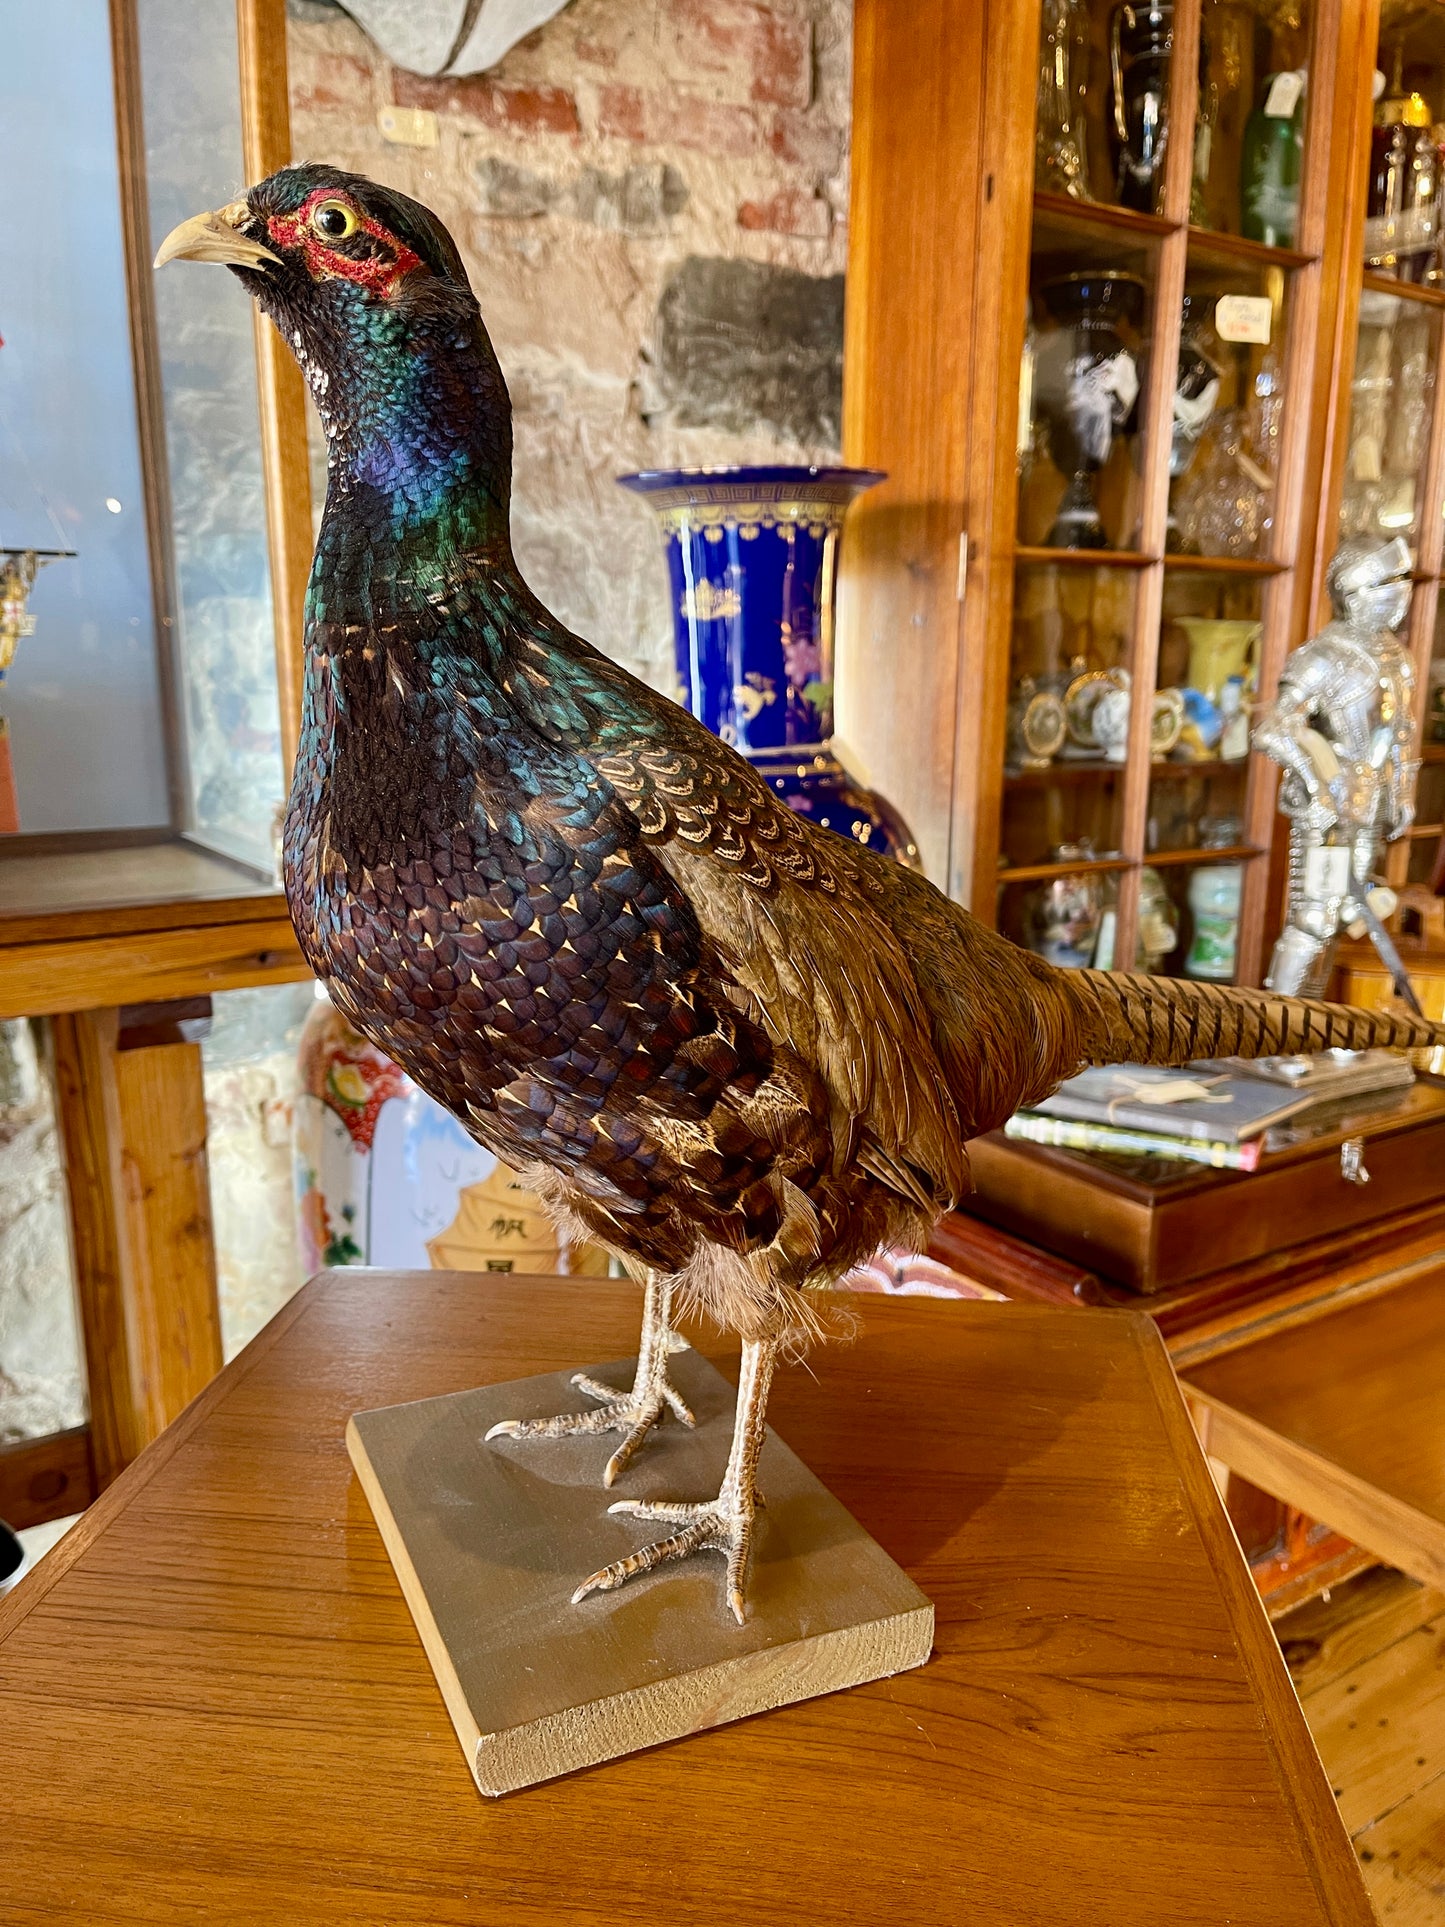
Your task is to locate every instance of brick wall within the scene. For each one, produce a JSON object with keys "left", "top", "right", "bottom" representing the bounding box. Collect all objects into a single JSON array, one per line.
[{"left": 287, "top": 0, "right": 853, "bottom": 687}]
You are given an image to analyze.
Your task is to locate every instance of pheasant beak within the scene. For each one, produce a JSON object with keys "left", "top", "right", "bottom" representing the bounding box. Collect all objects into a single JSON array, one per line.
[{"left": 153, "top": 201, "right": 280, "bottom": 272}]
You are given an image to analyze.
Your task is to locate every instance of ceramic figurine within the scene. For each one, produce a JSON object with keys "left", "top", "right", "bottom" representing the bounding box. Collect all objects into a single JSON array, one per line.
[
  {"left": 1137, "top": 866, "right": 1181, "bottom": 973},
  {"left": 1006, "top": 676, "right": 1069, "bottom": 769},
  {"left": 160, "top": 168, "right": 1445, "bottom": 1624},
  {"left": 294, "top": 987, "right": 603, "bottom": 1274},
  {"left": 1025, "top": 845, "right": 1104, "bottom": 966},
  {"left": 1092, "top": 673, "right": 1133, "bottom": 764},
  {"left": 1092, "top": 865, "right": 1179, "bottom": 972}
]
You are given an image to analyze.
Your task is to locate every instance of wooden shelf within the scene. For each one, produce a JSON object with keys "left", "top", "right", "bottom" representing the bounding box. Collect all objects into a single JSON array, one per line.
[
  {"left": 1408, "top": 822, "right": 1444, "bottom": 840},
  {"left": 1186, "top": 226, "right": 1315, "bottom": 275},
  {"left": 1032, "top": 189, "right": 1175, "bottom": 244},
  {"left": 1014, "top": 545, "right": 1155, "bottom": 570},
  {"left": 1163, "top": 553, "right": 1286, "bottom": 576},
  {"left": 1360, "top": 270, "right": 1445, "bottom": 311},
  {"left": 1005, "top": 759, "right": 1124, "bottom": 787},
  {"left": 1421, "top": 743, "right": 1445, "bottom": 762},
  {"left": 1151, "top": 758, "right": 1251, "bottom": 781},
  {"left": 1013, "top": 549, "right": 1285, "bottom": 576},
  {"left": 997, "top": 855, "right": 1134, "bottom": 885},
  {"left": 0, "top": 833, "right": 275, "bottom": 941},
  {"left": 1145, "top": 844, "right": 1262, "bottom": 868},
  {"left": 1005, "top": 757, "right": 1250, "bottom": 788}
]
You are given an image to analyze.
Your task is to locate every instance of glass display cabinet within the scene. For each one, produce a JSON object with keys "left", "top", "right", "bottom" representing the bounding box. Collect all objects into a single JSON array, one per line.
[
  {"left": 1327, "top": 2, "right": 1445, "bottom": 896},
  {"left": 842, "top": 0, "right": 1383, "bottom": 990},
  {"left": 0, "top": 0, "right": 310, "bottom": 1534},
  {"left": 0, "top": 0, "right": 308, "bottom": 931}
]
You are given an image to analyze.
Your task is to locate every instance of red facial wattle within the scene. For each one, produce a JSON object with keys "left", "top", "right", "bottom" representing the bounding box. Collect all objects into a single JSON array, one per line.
[{"left": 266, "top": 189, "right": 422, "bottom": 297}]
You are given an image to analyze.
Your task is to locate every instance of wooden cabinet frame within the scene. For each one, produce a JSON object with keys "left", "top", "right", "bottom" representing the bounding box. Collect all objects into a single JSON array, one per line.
[
  {"left": 1308, "top": 0, "right": 1445, "bottom": 894},
  {"left": 236, "top": 0, "right": 312, "bottom": 774},
  {"left": 3, "top": 0, "right": 313, "bottom": 1516},
  {"left": 842, "top": 0, "right": 1400, "bottom": 985}
]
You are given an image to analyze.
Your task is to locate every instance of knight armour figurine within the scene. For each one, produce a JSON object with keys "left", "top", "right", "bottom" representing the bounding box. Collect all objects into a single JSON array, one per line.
[{"left": 1253, "top": 536, "right": 1419, "bottom": 995}]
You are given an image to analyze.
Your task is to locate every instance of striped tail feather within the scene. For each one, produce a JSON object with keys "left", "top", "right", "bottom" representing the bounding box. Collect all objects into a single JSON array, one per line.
[{"left": 1063, "top": 969, "right": 1445, "bottom": 1070}]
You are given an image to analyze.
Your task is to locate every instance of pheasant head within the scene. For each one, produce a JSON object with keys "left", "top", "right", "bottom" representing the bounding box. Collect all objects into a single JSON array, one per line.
[{"left": 156, "top": 164, "right": 513, "bottom": 559}]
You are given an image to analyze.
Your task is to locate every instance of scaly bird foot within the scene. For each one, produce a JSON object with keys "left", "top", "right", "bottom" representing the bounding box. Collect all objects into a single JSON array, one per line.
[
  {"left": 485, "top": 1351, "right": 695, "bottom": 1488},
  {"left": 572, "top": 1482, "right": 761, "bottom": 1625}
]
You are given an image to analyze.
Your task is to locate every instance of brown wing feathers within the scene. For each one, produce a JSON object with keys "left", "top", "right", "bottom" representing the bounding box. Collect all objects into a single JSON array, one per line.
[{"left": 576, "top": 684, "right": 1445, "bottom": 1311}]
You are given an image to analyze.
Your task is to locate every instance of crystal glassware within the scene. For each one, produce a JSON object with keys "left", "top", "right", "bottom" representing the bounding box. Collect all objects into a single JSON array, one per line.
[
  {"left": 1034, "top": 271, "right": 1147, "bottom": 549},
  {"left": 1036, "top": 0, "right": 1092, "bottom": 199},
  {"left": 1110, "top": 1, "right": 1173, "bottom": 211},
  {"left": 1167, "top": 294, "right": 1224, "bottom": 552}
]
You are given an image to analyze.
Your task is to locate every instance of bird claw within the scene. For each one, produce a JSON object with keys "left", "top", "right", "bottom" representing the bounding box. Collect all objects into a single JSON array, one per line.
[
  {"left": 484, "top": 1358, "right": 696, "bottom": 1487},
  {"left": 573, "top": 1486, "right": 759, "bottom": 1625}
]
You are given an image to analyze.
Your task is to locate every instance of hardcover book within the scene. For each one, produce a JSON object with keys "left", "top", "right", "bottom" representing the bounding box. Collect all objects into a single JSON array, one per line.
[{"left": 1033, "top": 1063, "right": 1315, "bottom": 1143}]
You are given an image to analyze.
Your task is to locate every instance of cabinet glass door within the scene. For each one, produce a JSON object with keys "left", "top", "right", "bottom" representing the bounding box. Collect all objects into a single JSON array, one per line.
[{"left": 1002, "top": 0, "right": 1333, "bottom": 983}]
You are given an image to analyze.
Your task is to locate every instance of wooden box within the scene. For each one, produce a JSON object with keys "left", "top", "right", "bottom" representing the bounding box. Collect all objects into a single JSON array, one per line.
[{"left": 962, "top": 1083, "right": 1445, "bottom": 1295}]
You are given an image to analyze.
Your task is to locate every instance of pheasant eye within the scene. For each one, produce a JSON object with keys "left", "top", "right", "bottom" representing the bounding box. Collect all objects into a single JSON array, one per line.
[{"left": 312, "top": 199, "right": 358, "bottom": 240}]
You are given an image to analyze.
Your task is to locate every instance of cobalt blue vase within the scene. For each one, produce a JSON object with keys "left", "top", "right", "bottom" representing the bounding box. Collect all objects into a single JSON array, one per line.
[{"left": 617, "top": 464, "right": 919, "bottom": 864}]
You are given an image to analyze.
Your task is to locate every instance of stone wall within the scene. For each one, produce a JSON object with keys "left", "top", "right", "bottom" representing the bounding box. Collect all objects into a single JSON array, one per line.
[
  {"left": 287, "top": 0, "right": 853, "bottom": 685},
  {"left": 0, "top": 1024, "right": 82, "bottom": 1444}
]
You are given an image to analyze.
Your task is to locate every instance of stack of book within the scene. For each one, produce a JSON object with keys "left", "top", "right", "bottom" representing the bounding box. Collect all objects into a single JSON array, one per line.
[{"left": 1006, "top": 1050, "right": 1416, "bottom": 1172}]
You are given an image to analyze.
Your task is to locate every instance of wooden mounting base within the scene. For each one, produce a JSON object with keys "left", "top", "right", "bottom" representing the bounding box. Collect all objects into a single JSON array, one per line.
[{"left": 346, "top": 1347, "right": 934, "bottom": 1796}]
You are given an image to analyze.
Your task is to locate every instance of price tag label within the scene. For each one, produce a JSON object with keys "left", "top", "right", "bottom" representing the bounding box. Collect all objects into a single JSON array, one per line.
[
  {"left": 1216, "top": 294, "right": 1273, "bottom": 344},
  {"left": 1264, "top": 69, "right": 1305, "bottom": 118}
]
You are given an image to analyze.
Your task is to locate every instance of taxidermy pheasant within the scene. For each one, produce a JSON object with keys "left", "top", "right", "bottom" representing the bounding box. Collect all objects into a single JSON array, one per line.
[{"left": 159, "top": 167, "right": 1445, "bottom": 1623}]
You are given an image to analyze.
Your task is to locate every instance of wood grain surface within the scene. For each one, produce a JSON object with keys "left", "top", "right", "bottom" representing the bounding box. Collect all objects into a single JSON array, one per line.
[
  {"left": 1187, "top": 1266, "right": 1445, "bottom": 1590},
  {"left": 349, "top": 1351, "right": 931, "bottom": 1794},
  {"left": 966, "top": 1085, "right": 1445, "bottom": 1294},
  {"left": 1281, "top": 1569, "right": 1445, "bottom": 1919},
  {"left": 0, "top": 1273, "right": 1372, "bottom": 1926},
  {"left": 50, "top": 1010, "right": 222, "bottom": 1485},
  {"left": 0, "top": 915, "right": 308, "bottom": 1021},
  {"left": 0, "top": 838, "right": 272, "bottom": 930},
  {"left": 0, "top": 1427, "right": 96, "bottom": 1531}
]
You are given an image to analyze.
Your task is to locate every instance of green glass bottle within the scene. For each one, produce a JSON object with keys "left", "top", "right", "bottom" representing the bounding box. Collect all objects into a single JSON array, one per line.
[{"left": 1241, "top": 70, "right": 1305, "bottom": 247}]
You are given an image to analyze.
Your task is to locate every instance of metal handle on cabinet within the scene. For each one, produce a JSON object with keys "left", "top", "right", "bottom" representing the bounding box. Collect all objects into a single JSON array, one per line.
[{"left": 1340, "top": 1137, "right": 1371, "bottom": 1186}]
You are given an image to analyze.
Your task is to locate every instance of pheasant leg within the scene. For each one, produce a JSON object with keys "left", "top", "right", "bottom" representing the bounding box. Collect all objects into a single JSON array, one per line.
[
  {"left": 485, "top": 1273, "right": 694, "bottom": 1487},
  {"left": 572, "top": 1335, "right": 777, "bottom": 1625}
]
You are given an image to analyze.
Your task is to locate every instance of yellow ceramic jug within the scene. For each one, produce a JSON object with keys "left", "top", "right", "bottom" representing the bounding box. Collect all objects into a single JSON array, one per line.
[{"left": 1177, "top": 617, "right": 1261, "bottom": 702}]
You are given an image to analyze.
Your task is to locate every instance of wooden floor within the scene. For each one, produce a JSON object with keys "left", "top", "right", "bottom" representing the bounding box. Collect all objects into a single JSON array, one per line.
[{"left": 1283, "top": 1569, "right": 1445, "bottom": 1922}]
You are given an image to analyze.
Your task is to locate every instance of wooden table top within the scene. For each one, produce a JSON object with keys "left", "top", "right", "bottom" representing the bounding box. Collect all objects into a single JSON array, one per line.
[
  {"left": 1187, "top": 1261, "right": 1445, "bottom": 1592},
  {"left": 0, "top": 1272, "right": 1370, "bottom": 1926}
]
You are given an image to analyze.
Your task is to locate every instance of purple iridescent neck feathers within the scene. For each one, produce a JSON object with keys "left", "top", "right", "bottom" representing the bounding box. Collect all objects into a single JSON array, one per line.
[{"left": 301, "top": 287, "right": 514, "bottom": 575}]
